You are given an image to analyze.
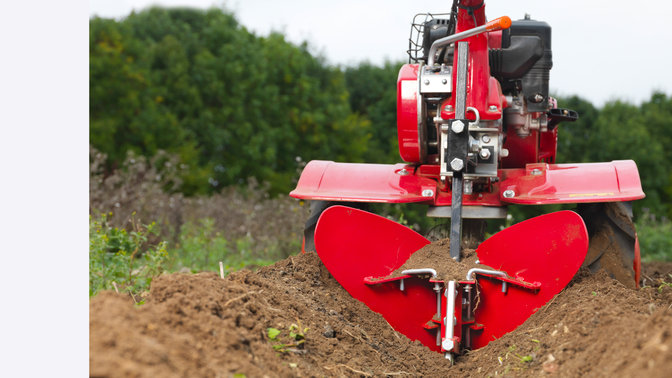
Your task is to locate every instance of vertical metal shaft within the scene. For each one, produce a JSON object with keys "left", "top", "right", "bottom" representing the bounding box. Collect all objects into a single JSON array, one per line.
[{"left": 450, "top": 41, "right": 469, "bottom": 261}]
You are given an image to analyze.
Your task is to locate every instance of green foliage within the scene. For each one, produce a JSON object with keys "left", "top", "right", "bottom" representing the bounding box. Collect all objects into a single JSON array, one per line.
[
  {"left": 89, "top": 213, "right": 168, "bottom": 297},
  {"left": 637, "top": 210, "right": 672, "bottom": 262},
  {"left": 555, "top": 93, "right": 672, "bottom": 219},
  {"left": 90, "top": 7, "right": 374, "bottom": 195},
  {"left": 266, "top": 321, "right": 309, "bottom": 353},
  {"left": 170, "top": 217, "right": 274, "bottom": 273},
  {"left": 267, "top": 328, "right": 281, "bottom": 340},
  {"left": 344, "top": 61, "right": 404, "bottom": 163}
]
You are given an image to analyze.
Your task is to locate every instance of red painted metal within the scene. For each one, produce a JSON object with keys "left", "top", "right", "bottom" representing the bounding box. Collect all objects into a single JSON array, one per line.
[
  {"left": 470, "top": 211, "right": 588, "bottom": 348},
  {"left": 499, "top": 161, "right": 645, "bottom": 204},
  {"left": 290, "top": 160, "right": 644, "bottom": 205},
  {"left": 439, "top": 0, "right": 500, "bottom": 122},
  {"left": 314, "top": 206, "right": 588, "bottom": 353},
  {"left": 289, "top": 160, "right": 437, "bottom": 203},
  {"left": 634, "top": 233, "right": 641, "bottom": 289},
  {"left": 313, "top": 206, "right": 437, "bottom": 350},
  {"left": 397, "top": 64, "right": 421, "bottom": 163}
]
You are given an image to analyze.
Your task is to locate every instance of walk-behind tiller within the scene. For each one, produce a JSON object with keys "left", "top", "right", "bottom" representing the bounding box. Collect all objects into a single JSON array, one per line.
[{"left": 290, "top": 0, "right": 644, "bottom": 361}]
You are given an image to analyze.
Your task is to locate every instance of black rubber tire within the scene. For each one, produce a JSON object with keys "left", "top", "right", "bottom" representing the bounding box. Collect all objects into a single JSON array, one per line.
[
  {"left": 302, "top": 201, "right": 369, "bottom": 253},
  {"left": 577, "top": 202, "right": 639, "bottom": 288}
]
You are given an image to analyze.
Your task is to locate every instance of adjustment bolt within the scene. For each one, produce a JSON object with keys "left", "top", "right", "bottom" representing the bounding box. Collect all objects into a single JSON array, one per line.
[
  {"left": 488, "top": 105, "right": 498, "bottom": 112},
  {"left": 479, "top": 149, "right": 491, "bottom": 159},
  {"left": 450, "top": 158, "right": 464, "bottom": 171},
  {"left": 451, "top": 120, "right": 465, "bottom": 134},
  {"left": 503, "top": 189, "right": 515, "bottom": 198},
  {"left": 481, "top": 135, "right": 491, "bottom": 143}
]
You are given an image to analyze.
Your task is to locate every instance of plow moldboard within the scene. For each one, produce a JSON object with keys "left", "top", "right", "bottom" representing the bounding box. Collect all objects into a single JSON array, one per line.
[
  {"left": 314, "top": 206, "right": 439, "bottom": 349},
  {"left": 315, "top": 206, "right": 589, "bottom": 352}
]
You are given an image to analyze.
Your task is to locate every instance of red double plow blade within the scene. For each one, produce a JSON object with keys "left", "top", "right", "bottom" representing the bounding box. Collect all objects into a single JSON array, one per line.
[{"left": 315, "top": 206, "right": 588, "bottom": 355}]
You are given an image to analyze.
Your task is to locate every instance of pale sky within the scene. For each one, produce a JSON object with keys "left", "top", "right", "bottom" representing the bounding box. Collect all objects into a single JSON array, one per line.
[{"left": 90, "top": 0, "right": 672, "bottom": 106}]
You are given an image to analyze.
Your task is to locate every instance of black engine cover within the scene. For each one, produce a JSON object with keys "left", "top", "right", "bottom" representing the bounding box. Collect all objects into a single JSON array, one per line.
[{"left": 490, "top": 18, "right": 553, "bottom": 112}]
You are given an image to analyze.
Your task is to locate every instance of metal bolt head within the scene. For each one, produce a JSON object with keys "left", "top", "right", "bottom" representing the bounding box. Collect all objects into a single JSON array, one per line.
[
  {"left": 451, "top": 120, "right": 465, "bottom": 134},
  {"left": 442, "top": 78, "right": 448, "bottom": 84},
  {"left": 533, "top": 93, "right": 544, "bottom": 103},
  {"left": 444, "top": 105, "right": 454, "bottom": 112},
  {"left": 531, "top": 168, "right": 542, "bottom": 176},
  {"left": 481, "top": 135, "right": 491, "bottom": 143},
  {"left": 500, "top": 148, "right": 510, "bottom": 158},
  {"left": 479, "top": 148, "right": 491, "bottom": 159},
  {"left": 503, "top": 189, "right": 515, "bottom": 198},
  {"left": 421, "top": 189, "right": 434, "bottom": 197},
  {"left": 450, "top": 158, "right": 464, "bottom": 171},
  {"left": 424, "top": 79, "right": 430, "bottom": 85},
  {"left": 488, "top": 105, "right": 498, "bottom": 112},
  {"left": 397, "top": 168, "right": 409, "bottom": 176}
]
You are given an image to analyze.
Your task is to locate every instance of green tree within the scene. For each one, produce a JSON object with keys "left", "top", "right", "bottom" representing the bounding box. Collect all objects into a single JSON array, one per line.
[
  {"left": 344, "top": 61, "right": 404, "bottom": 163},
  {"left": 90, "top": 7, "right": 373, "bottom": 195}
]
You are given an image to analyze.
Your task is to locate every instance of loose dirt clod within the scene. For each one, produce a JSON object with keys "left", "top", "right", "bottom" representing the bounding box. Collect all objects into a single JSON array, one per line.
[
  {"left": 391, "top": 238, "right": 490, "bottom": 281},
  {"left": 90, "top": 243, "right": 672, "bottom": 377}
]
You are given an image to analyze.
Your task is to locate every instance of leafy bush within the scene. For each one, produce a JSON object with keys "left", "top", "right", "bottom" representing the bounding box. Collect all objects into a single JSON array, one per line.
[
  {"left": 89, "top": 213, "right": 168, "bottom": 297},
  {"left": 637, "top": 210, "right": 672, "bottom": 262}
]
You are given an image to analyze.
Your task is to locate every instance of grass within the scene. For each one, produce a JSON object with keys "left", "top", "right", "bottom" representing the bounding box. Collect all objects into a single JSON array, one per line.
[{"left": 636, "top": 210, "right": 672, "bottom": 262}]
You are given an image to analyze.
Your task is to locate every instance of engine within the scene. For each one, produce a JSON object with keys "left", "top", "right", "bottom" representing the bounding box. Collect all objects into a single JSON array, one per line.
[{"left": 397, "top": 13, "right": 577, "bottom": 190}]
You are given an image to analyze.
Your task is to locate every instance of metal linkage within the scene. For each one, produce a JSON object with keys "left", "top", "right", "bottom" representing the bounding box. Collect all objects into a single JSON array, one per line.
[
  {"left": 443, "top": 280, "right": 457, "bottom": 362},
  {"left": 448, "top": 41, "right": 469, "bottom": 262}
]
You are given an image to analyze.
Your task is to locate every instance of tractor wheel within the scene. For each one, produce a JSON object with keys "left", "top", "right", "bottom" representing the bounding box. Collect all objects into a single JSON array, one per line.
[
  {"left": 302, "top": 201, "right": 369, "bottom": 253},
  {"left": 577, "top": 202, "right": 640, "bottom": 289}
]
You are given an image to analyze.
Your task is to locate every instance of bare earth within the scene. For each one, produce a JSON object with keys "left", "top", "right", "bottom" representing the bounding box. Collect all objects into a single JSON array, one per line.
[{"left": 90, "top": 247, "right": 672, "bottom": 377}]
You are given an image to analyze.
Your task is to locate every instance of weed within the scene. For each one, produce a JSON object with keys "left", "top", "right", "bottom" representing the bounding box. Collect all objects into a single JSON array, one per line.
[
  {"left": 267, "top": 320, "right": 309, "bottom": 353},
  {"left": 89, "top": 213, "right": 168, "bottom": 297},
  {"left": 657, "top": 274, "right": 672, "bottom": 293}
]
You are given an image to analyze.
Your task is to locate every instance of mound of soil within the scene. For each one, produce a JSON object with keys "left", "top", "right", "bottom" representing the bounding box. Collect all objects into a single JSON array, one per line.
[{"left": 90, "top": 248, "right": 672, "bottom": 377}]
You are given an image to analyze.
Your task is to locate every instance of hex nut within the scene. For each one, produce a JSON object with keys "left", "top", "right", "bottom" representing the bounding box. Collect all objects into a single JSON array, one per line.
[
  {"left": 450, "top": 158, "right": 464, "bottom": 171},
  {"left": 479, "top": 149, "right": 491, "bottom": 159},
  {"left": 451, "top": 120, "right": 465, "bottom": 134},
  {"left": 503, "top": 189, "right": 515, "bottom": 198}
]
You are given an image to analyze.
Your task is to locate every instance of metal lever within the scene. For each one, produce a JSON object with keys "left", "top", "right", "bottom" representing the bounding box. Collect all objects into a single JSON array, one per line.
[
  {"left": 428, "top": 16, "right": 511, "bottom": 66},
  {"left": 449, "top": 41, "right": 469, "bottom": 262}
]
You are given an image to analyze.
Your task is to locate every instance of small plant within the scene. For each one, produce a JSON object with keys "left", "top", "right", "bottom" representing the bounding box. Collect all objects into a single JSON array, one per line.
[
  {"left": 657, "top": 274, "right": 672, "bottom": 293},
  {"left": 89, "top": 213, "right": 168, "bottom": 297},
  {"left": 266, "top": 320, "right": 309, "bottom": 353},
  {"left": 516, "top": 354, "right": 534, "bottom": 363}
]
